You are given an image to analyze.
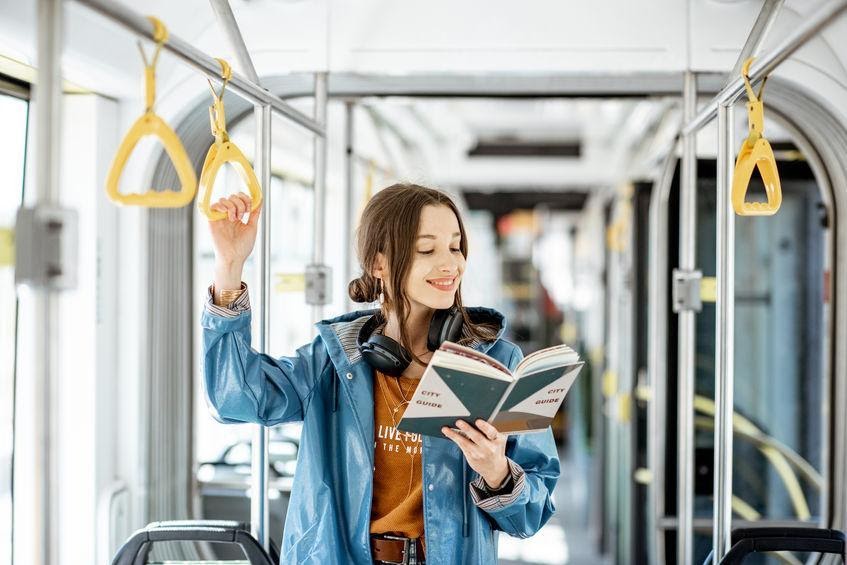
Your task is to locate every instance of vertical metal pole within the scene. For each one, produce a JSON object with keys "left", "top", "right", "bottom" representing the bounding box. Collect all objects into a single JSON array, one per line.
[
  {"left": 344, "top": 101, "right": 356, "bottom": 312},
  {"left": 713, "top": 101, "right": 736, "bottom": 560},
  {"left": 677, "top": 71, "right": 698, "bottom": 565},
  {"left": 32, "top": 0, "right": 62, "bottom": 562},
  {"left": 252, "top": 104, "right": 272, "bottom": 551},
  {"left": 647, "top": 147, "right": 678, "bottom": 565},
  {"left": 312, "top": 73, "right": 328, "bottom": 325},
  {"left": 206, "top": 3, "right": 272, "bottom": 548}
]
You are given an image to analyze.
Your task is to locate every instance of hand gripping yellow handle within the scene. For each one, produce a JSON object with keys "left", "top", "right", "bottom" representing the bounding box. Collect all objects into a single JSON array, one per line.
[
  {"left": 198, "top": 59, "right": 263, "bottom": 221},
  {"left": 105, "top": 16, "right": 197, "bottom": 208},
  {"left": 731, "top": 57, "right": 782, "bottom": 216}
]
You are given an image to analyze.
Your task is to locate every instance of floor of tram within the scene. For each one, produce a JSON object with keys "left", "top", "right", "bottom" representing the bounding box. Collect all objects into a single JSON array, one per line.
[{"left": 499, "top": 448, "right": 608, "bottom": 565}]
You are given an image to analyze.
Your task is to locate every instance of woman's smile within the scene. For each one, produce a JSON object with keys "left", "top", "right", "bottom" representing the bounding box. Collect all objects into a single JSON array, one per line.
[{"left": 427, "top": 277, "right": 457, "bottom": 291}]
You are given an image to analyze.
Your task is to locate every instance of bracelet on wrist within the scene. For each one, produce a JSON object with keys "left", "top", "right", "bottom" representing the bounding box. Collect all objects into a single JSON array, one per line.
[{"left": 214, "top": 284, "right": 245, "bottom": 306}]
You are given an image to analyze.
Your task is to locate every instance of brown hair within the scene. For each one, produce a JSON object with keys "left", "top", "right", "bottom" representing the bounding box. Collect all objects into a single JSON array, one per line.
[{"left": 348, "top": 183, "right": 499, "bottom": 366}]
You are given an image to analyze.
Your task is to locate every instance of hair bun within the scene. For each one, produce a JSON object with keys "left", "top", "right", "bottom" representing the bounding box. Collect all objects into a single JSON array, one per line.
[{"left": 348, "top": 276, "right": 374, "bottom": 303}]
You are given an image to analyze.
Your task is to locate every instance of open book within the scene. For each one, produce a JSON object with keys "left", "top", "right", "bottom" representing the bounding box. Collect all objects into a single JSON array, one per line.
[{"left": 397, "top": 341, "right": 584, "bottom": 437}]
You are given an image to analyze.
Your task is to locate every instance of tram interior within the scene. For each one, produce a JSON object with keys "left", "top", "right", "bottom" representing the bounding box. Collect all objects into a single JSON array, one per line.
[{"left": 2, "top": 1, "right": 847, "bottom": 564}]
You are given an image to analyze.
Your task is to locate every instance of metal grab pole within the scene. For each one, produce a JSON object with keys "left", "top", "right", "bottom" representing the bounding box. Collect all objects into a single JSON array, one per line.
[
  {"left": 32, "top": 0, "right": 63, "bottom": 562},
  {"left": 253, "top": 104, "right": 272, "bottom": 551},
  {"left": 73, "top": 0, "right": 325, "bottom": 136},
  {"left": 647, "top": 145, "right": 678, "bottom": 565},
  {"left": 677, "top": 71, "right": 699, "bottom": 565},
  {"left": 209, "top": 0, "right": 260, "bottom": 83},
  {"left": 251, "top": 103, "right": 273, "bottom": 554},
  {"left": 724, "top": 0, "right": 784, "bottom": 89},
  {"left": 713, "top": 101, "right": 736, "bottom": 560},
  {"left": 344, "top": 101, "right": 355, "bottom": 313},
  {"left": 311, "top": 73, "right": 328, "bottom": 326},
  {"left": 682, "top": 0, "right": 847, "bottom": 136},
  {"left": 206, "top": 0, "right": 273, "bottom": 550}
]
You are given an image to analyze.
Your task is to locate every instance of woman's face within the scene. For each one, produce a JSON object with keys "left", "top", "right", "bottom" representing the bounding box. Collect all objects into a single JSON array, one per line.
[{"left": 404, "top": 204, "right": 466, "bottom": 312}]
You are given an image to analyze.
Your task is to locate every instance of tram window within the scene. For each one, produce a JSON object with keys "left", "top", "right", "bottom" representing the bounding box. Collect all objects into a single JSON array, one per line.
[
  {"left": 0, "top": 90, "right": 28, "bottom": 565},
  {"left": 694, "top": 159, "right": 826, "bottom": 526},
  {"left": 194, "top": 172, "right": 313, "bottom": 459},
  {"left": 193, "top": 158, "right": 313, "bottom": 545}
]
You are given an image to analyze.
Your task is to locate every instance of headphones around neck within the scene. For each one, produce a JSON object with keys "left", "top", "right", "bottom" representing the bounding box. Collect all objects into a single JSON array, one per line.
[{"left": 357, "top": 306, "right": 464, "bottom": 376}]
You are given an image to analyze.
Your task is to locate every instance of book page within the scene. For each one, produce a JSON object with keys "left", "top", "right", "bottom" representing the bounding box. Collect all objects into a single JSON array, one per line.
[
  {"left": 438, "top": 341, "right": 511, "bottom": 376},
  {"left": 515, "top": 343, "right": 580, "bottom": 377},
  {"left": 491, "top": 363, "right": 584, "bottom": 433}
]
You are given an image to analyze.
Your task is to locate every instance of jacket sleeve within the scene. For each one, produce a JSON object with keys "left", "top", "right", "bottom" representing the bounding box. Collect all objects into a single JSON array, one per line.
[
  {"left": 201, "top": 287, "right": 329, "bottom": 426},
  {"left": 473, "top": 343, "right": 560, "bottom": 538}
]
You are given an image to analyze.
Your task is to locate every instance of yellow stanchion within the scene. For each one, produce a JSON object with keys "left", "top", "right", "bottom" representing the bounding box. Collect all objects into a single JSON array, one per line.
[
  {"left": 731, "top": 57, "right": 782, "bottom": 216},
  {"left": 105, "top": 17, "right": 197, "bottom": 208},
  {"left": 197, "top": 58, "right": 263, "bottom": 221}
]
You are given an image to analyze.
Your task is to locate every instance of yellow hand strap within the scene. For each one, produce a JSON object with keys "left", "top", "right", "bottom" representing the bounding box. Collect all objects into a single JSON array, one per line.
[
  {"left": 731, "top": 57, "right": 782, "bottom": 216},
  {"left": 207, "top": 58, "right": 232, "bottom": 143},
  {"left": 105, "top": 16, "right": 198, "bottom": 208},
  {"left": 198, "top": 58, "right": 263, "bottom": 221}
]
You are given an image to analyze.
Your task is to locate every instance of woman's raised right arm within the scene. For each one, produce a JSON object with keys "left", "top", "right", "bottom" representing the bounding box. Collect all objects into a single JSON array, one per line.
[
  {"left": 202, "top": 296, "right": 328, "bottom": 426},
  {"left": 202, "top": 195, "right": 328, "bottom": 425}
]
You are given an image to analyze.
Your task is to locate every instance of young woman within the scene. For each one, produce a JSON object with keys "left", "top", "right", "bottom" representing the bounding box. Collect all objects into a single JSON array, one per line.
[{"left": 203, "top": 184, "right": 559, "bottom": 564}]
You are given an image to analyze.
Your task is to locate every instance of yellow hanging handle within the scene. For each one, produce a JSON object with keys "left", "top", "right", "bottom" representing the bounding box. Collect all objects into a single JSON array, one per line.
[
  {"left": 731, "top": 57, "right": 782, "bottom": 216},
  {"left": 198, "top": 58, "right": 263, "bottom": 221},
  {"left": 105, "top": 16, "right": 197, "bottom": 208}
]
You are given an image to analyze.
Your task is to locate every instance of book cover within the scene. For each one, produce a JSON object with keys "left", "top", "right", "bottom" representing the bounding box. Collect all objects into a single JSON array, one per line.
[{"left": 397, "top": 342, "right": 583, "bottom": 437}]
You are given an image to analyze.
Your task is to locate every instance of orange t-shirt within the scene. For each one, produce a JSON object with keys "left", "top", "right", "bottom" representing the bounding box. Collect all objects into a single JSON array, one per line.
[{"left": 370, "top": 370, "right": 426, "bottom": 551}]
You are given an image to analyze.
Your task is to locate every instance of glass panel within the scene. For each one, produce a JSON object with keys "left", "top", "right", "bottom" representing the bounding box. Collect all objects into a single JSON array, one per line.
[
  {"left": 0, "top": 92, "right": 28, "bottom": 565},
  {"left": 692, "top": 159, "right": 826, "bottom": 562},
  {"left": 193, "top": 129, "right": 314, "bottom": 558}
]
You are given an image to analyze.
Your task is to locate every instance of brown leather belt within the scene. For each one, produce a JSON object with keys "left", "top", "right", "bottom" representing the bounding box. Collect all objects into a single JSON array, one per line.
[{"left": 371, "top": 534, "right": 425, "bottom": 564}]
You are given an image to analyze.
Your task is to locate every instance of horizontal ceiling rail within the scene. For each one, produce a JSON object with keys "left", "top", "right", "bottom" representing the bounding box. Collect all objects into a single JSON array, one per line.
[
  {"left": 682, "top": 0, "right": 847, "bottom": 136},
  {"left": 73, "top": 0, "right": 325, "bottom": 137}
]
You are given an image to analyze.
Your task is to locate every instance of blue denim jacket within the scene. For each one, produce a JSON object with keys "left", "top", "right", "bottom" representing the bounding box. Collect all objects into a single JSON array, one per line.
[{"left": 202, "top": 302, "right": 560, "bottom": 564}]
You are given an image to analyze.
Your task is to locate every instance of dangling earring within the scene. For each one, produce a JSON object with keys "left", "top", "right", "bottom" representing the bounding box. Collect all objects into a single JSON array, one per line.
[{"left": 378, "top": 278, "right": 385, "bottom": 305}]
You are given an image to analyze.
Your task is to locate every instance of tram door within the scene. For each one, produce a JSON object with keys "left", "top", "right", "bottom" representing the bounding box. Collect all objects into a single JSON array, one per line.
[
  {"left": 610, "top": 179, "right": 664, "bottom": 564},
  {"left": 0, "top": 82, "right": 29, "bottom": 565},
  {"left": 657, "top": 156, "right": 827, "bottom": 564}
]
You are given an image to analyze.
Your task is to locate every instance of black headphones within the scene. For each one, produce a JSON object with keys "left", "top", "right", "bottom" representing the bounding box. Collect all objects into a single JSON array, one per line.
[{"left": 357, "top": 306, "right": 464, "bottom": 376}]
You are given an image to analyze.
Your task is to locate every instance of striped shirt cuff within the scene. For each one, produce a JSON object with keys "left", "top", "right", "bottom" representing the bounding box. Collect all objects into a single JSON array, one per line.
[
  {"left": 469, "top": 458, "right": 526, "bottom": 510},
  {"left": 205, "top": 282, "right": 251, "bottom": 318}
]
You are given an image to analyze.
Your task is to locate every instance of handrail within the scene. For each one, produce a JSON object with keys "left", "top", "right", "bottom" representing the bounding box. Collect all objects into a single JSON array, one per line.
[
  {"left": 209, "top": 0, "right": 261, "bottom": 84},
  {"left": 73, "top": 0, "right": 325, "bottom": 137},
  {"left": 730, "top": 58, "right": 782, "bottom": 216},
  {"left": 646, "top": 144, "right": 678, "bottom": 565},
  {"left": 197, "top": 58, "right": 263, "bottom": 221},
  {"left": 205, "top": 1, "right": 273, "bottom": 551},
  {"left": 678, "top": 69, "right": 698, "bottom": 565},
  {"left": 694, "top": 414, "right": 812, "bottom": 521},
  {"left": 105, "top": 17, "right": 197, "bottom": 208},
  {"left": 706, "top": 3, "right": 847, "bottom": 558},
  {"left": 682, "top": 0, "right": 847, "bottom": 136},
  {"left": 723, "top": 0, "right": 784, "bottom": 90}
]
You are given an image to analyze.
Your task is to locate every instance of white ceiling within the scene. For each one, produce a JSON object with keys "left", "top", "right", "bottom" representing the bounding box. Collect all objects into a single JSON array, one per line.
[{"left": 0, "top": 0, "right": 841, "bottom": 192}]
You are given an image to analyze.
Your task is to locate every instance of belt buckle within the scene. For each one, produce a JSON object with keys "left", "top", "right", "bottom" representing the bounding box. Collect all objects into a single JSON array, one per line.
[{"left": 380, "top": 534, "right": 411, "bottom": 565}]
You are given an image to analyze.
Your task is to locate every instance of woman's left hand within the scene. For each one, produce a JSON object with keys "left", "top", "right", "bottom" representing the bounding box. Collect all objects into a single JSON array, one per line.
[{"left": 442, "top": 419, "right": 509, "bottom": 489}]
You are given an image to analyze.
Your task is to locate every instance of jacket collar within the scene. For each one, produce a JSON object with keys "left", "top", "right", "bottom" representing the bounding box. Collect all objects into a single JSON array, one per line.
[{"left": 315, "top": 306, "right": 507, "bottom": 374}]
